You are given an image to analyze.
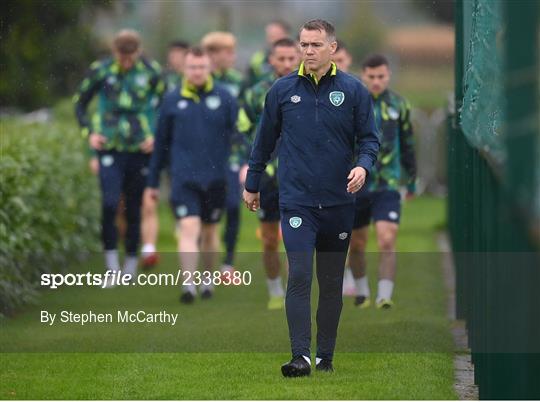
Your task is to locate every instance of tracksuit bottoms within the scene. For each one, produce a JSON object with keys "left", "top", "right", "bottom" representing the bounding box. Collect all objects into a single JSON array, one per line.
[
  {"left": 280, "top": 203, "right": 355, "bottom": 361},
  {"left": 98, "top": 151, "right": 149, "bottom": 256}
]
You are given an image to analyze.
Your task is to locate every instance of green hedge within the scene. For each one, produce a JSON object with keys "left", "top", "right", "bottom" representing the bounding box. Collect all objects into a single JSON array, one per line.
[{"left": 0, "top": 107, "right": 99, "bottom": 315}]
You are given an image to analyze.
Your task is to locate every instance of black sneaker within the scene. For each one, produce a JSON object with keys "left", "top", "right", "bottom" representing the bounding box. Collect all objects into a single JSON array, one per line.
[
  {"left": 179, "top": 291, "right": 195, "bottom": 304},
  {"left": 316, "top": 358, "right": 334, "bottom": 372},
  {"left": 201, "top": 289, "right": 213, "bottom": 300},
  {"left": 281, "top": 356, "right": 311, "bottom": 377}
]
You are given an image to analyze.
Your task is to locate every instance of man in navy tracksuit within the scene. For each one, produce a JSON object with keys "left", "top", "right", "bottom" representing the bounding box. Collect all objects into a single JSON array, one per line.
[
  {"left": 146, "top": 47, "right": 241, "bottom": 304},
  {"left": 243, "top": 20, "right": 380, "bottom": 377}
]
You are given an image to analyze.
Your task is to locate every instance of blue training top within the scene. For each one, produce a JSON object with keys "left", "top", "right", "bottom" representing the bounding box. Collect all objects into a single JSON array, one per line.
[
  {"left": 148, "top": 76, "right": 239, "bottom": 188},
  {"left": 245, "top": 62, "right": 380, "bottom": 208}
]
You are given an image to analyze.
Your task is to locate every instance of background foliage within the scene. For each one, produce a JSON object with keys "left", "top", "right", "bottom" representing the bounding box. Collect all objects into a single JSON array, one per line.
[
  {"left": 0, "top": 0, "right": 110, "bottom": 110},
  {"left": 0, "top": 102, "right": 100, "bottom": 315}
]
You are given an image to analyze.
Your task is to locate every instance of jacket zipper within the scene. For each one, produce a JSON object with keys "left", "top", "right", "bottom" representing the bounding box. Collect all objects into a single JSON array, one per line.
[
  {"left": 300, "top": 75, "right": 319, "bottom": 122},
  {"left": 300, "top": 74, "right": 322, "bottom": 208}
]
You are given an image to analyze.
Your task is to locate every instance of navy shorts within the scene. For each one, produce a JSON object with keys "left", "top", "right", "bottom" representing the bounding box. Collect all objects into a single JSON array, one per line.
[
  {"left": 353, "top": 189, "right": 401, "bottom": 229},
  {"left": 257, "top": 173, "right": 280, "bottom": 223},
  {"left": 170, "top": 180, "right": 226, "bottom": 223}
]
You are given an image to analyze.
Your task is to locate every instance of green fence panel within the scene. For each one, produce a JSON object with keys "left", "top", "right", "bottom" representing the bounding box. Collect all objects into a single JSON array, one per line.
[{"left": 449, "top": 0, "right": 539, "bottom": 398}]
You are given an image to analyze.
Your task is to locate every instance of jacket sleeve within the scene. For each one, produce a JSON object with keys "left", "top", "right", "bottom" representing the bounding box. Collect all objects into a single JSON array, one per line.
[
  {"left": 398, "top": 99, "right": 417, "bottom": 193},
  {"left": 147, "top": 100, "right": 172, "bottom": 188},
  {"left": 354, "top": 87, "right": 380, "bottom": 175},
  {"left": 149, "top": 61, "right": 166, "bottom": 111},
  {"left": 241, "top": 88, "right": 257, "bottom": 133},
  {"left": 228, "top": 96, "right": 251, "bottom": 165},
  {"left": 244, "top": 85, "right": 281, "bottom": 193},
  {"left": 73, "top": 62, "right": 104, "bottom": 138}
]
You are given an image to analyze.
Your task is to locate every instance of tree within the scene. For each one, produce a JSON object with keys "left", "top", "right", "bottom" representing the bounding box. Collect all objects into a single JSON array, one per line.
[{"left": 0, "top": 0, "right": 111, "bottom": 110}]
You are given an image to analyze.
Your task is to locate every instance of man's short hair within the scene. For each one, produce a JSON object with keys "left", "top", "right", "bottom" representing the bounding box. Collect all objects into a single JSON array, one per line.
[
  {"left": 201, "top": 31, "right": 236, "bottom": 52},
  {"left": 300, "top": 19, "right": 336, "bottom": 42},
  {"left": 113, "top": 29, "right": 141, "bottom": 54},
  {"left": 168, "top": 40, "right": 190, "bottom": 50},
  {"left": 362, "top": 54, "right": 389, "bottom": 69},
  {"left": 268, "top": 20, "right": 291, "bottom": 34},
  {"left": 271, "top": 38, "right": 297, "bottom": 52},
  {"left": 336, "top": 40, "right": 349, "bottom": 53},
  {"left": 185, "top": 46, "right": 207, "bottom": 58}
]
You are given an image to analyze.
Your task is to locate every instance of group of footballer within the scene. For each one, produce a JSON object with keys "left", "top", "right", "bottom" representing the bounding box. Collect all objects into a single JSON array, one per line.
[{"left": 74, "top": 20, "right": 416, "bottom": 311}]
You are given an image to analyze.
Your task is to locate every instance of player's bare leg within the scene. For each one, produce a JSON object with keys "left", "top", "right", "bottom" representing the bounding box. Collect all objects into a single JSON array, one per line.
[
  {"left": 349, "top": 227, "right": 371, "bottom": 307},
  {"left": 261, "top": 222, "right": 285, "bottom": 309},
  {"left": 141, "top": 192, "right": 159, "bottom": 269},
  {"left": 177, "top": 216, "right": 201, "bottom": 303},
  {"left": 200, "top": 223, "right": 219, "bottom": 298},
  {"left": 374, "top": 220, "right": 398, "bottom": 308}
]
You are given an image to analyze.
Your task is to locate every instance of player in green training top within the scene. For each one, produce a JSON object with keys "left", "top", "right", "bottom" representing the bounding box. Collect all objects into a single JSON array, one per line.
[
  {"left": 163, "top": 40, "right": 190, "bottom": 92},
  {"left": 240, "top": 37, "right": 301, "bottom": 310},
  {"left": 74, "top": 29, "right": 164, "bottom": 283},
  {"left": 347, "top": 54, "right": 417, "bottom": 309},
  {"left": 330, "top": 41, "right": 361, "bottom": 297},
  {"left": 201, "top": 32, "right": 243, "bottom": 97},
  {"left": 139, "top": 39, "right": 190, "bottom": 270},
  {"left": 332, "top": 40, "right": 353, "bottom": 74},
  {"left": 245, "top": 20, "right": 291, "bottom": 89},
  {"left": 201, "top": 31, "right": 245, "bottom": 278}
]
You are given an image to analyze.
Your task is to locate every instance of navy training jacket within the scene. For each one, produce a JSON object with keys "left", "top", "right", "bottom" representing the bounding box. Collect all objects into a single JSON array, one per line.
[
  {"left": 245, "top": 62, "right": 380, "bottom": 208},
  {"left": 147, "top": 77, "right": 238, "bottom": 188}
]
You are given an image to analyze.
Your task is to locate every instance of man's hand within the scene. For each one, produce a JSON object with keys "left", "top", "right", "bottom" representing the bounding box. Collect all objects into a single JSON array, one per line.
[
  {"left": 89, "top": 133, "right": 107, "bottom": 150},
  {"left": 243, "top": 189, "right": 260, "bottom": 211},
  {"left": 144, "top": 188, "right": 160, "bottom": 203},
  {"left": 347, "top": 167, "right": 367, "bottom": 193},
  {"left": 239, "top": 164, "right": 249, "bottom": 185},
  {"left": 140, "top": 137, "right": 154, "bottom": 154},
  {"left": 89, "top": 157, "right": 99, "bottom": 175}
]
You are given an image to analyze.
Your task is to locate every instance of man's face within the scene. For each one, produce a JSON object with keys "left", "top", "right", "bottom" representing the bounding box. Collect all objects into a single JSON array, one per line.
[
  {"left": 167, "top": 48, "right": 187, "bottom": 73},
  {"left": 183, "top": 53, "right": 211, "bottom": 87},
  {"left": 299, "top": 29, "right": 336, "bottom": 73},
  {"left": 269, "top": 45, "right": 300, "bottom": 77},
  {"left": 333, "top": 49, "right": 352, "bottom": 73},
  {"left": 361, "top": 64, "right": 391, "bottom": 96},
  {"left": 266, "top": 24, "right": 288, "bottom": 46},
  {"left": 209, "top": 47, "right": 236, "bottom": 71},
  {"left": 114, "top": 51, "right": 139, "bottom": 71}
]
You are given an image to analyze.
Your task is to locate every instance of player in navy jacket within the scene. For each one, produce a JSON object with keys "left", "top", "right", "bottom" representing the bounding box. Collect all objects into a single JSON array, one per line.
[
  {"left": 146, "top": 47, "right": 242, "bottom": 304},
  {"left": 243, "top": 20, "right": 379, "bottom": 377}
]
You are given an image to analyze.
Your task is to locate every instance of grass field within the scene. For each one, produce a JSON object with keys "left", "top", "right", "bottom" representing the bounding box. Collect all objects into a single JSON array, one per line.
[{"left": 0, "top": 195, "right": 456, "bottom": 399}]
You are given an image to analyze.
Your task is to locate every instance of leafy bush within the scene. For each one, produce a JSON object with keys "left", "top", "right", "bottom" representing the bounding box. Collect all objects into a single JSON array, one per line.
[
  {"left": 1, "top": 0, "right": 111, "bottom": 110},
  {"left": 0, "top": 106, "right": 100, "bottom": 315}
]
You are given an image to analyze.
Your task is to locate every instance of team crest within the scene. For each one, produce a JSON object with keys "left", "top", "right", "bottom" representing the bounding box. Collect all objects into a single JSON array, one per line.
[
  {"left": 205, "top": 96, "right": 221, "bottom": 110},
  {"left": 101, "top": 155, "right": 114, "bottom": 167},
  {"left": 177, "top": 100, "right": 188, "bottom": 110},
  {"left": 135, "top": 74, "right": 148, "bottom": 87},
  {"left": 289, "top": 216, "right": 302, "bottom": 228},
  {"left": 387, "top": 107, "right": 399, "bottom": 120},
  {"left": 290, "top": 95, "right": 301, "bottom": 103},
  {"left": 329, "top": 91, "right": 345, "bottom": 106},
  {"left": 176, "top": 205, "right": 188, "bottom": 218},
  {"left": 339, "top": 232, "right": 348, "bottom": 240}
]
